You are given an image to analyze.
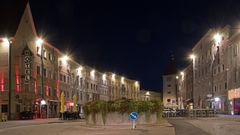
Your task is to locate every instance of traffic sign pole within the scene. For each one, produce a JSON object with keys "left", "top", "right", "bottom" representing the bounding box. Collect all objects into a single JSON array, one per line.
[{"left": 129, "top": 112, "right": 138, "bottom": 129}]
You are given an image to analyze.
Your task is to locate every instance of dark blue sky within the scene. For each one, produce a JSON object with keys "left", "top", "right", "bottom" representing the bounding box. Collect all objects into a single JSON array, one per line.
[{"left": 29, "top": 0, "right": 240, "bottom": 91}]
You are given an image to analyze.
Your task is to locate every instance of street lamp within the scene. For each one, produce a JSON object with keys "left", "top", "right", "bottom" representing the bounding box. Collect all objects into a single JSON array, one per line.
[
  {"left": 2, "top": 38, "right": 12, "bottom": 119},
  {"left": 189, "top": 54, "right": 195, "bottom": 109},
  {"left": 35, "top": 38, "right": 45, "bottom": 118}
]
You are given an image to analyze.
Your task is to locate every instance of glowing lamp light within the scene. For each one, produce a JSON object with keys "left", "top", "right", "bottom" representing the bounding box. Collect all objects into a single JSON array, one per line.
[
  {"left": 190, "top": 54, "right": 195, "bottom": 60},
  {"left": 231, "top": 111, "right": 234, "bottom": 115},
  {"left": 112, "top": 73, "right": 116, "bottom": 81},
  {"left": 176, "top": 76, "right": 179, "bottom": 79},
  {"left": 180, "top": 72, "right": 184, "bottom": 76},
  {"left": 121, "top": 77, "right": 125, "bottom": 84},
  {"left": 213, "top": 33, "right": 222, "bottom": 45},
  {"left": 40, "top": 99, "right": 46, "bottom": 105},
  {"left": 102, "top": 74, "right": 106, "bottom": 81},
  {"left": 135, "top": 81, "right": 139, "bottom": 87},
  {"left": 77, "top": 66, "right": 83, "bottom": 75},
  {"left": 36, "top": 38, "right": 44, "bottom": 47},
  {"left": 2, "top": 38, "right": 10, "bottom": 47},
  {"left": 69, "top": 102, "right": 74, "bottom": 107},
  {"left": 61, "top": 55, "right": 69, "bottom": 65},
  {"left": 214, "top": 97, "right": 220, "bottom": 102},
  {"left": 91, "top": 70, "right": 95, "bottom": 78},
  {"left": 146, "top": 91, "right": 150, "bottom": 96}
]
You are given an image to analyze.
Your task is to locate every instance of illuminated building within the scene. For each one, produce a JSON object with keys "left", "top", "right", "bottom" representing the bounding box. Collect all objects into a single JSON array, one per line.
[{"left": 0, "top": 2, "right": 140, "bottom": 119}]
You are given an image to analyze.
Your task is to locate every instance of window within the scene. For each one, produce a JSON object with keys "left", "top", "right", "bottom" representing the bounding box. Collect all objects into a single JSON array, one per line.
[
  {"left": 1, "top": 104, "right": 8, "bottom": 113},
  {"left": 60, "top": 74, "right": 63, "bottom": 81},
  {"left": 167, "top": 84, "right": 171, "bottom": 87},
  {"left": 167, "top": 91, "right": 171, "bottom": 94},
  {"left": 37, "top": 47, "right": 41, "bottom": 56},
  {"left": 43, "top": 68, "right": 47, "bottom": 77},
  {"left": 43, "top": 49, "right": 47, "bottom": 58},
  {"left": 80, "top": 92, "right": 83, "bottom": 100},
  {"left": 63, "top": 75, "right": 66, "bottom": 82},
  {"left": 49, "top": 53, "right": 54, "bottom": 61},
  {"left": 167, "top": 99, "right": 171, "bottom": 102},
  {"left": 80, "top": 78, "right": 83, "bottom": 87},
  {"left": 37, "top": 65, "right": 41, "bottom": 75},
  {"left": 48, "top": 87, "right": 51, "bottom": 96}
]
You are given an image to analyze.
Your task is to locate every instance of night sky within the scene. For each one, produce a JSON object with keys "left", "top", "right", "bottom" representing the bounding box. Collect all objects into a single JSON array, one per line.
[{"left": 27, "top": 0, "right": 240, "bottom": 92}]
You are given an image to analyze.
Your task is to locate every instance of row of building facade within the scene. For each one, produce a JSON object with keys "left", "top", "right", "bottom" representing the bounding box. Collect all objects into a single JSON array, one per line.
[
  {"left": 0, "top": 3, "right": 141, "bottom": 119},
  {"left": 163, "top": 25, "right": 240, "bottom": 115}
]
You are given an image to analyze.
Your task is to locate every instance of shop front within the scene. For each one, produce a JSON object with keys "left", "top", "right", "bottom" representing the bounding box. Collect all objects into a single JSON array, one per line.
[{"left": 228, "top": 88, "right": 240, "bottom": 115}]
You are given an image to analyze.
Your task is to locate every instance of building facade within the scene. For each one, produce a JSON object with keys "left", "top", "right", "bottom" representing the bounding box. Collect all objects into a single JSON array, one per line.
[
  {"left": 140, "top": 90, "right": 161, "bottom": 101},
  {"left": 175, "top": 25, "right": 240, "bottom": 114},
  {"left": 162, "top": 54, "right": 178, "bottom": 108},
  {"left": 0, "top": 3, "right": 140, "bottom": 119}
]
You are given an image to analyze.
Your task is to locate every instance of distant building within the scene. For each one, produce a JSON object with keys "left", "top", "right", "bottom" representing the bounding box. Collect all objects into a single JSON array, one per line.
[
  {"left": 162, "top": 53, "right": 178, "bottom": 108},
  {"left": 140, "top": 90, "right": 161, "bottom": 101}
]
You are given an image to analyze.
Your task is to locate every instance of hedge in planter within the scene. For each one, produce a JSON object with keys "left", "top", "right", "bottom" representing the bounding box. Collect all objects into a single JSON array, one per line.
[{"left": 83, "top": 99, "right": 164, "bottom": 125}]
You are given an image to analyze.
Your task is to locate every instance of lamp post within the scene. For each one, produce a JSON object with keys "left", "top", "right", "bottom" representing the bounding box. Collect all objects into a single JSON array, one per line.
[
  {"left": 36, "top": 38, "right": 46, "bottom": 118},
  {"left": 211, "top": 33, "right": 222, "bottom": 109},
  {"left": 2, "top": 38, "right": 12, "bottom": 119},
  {"left": 189, "top": 54, "right": 195, "bottom": 108}
]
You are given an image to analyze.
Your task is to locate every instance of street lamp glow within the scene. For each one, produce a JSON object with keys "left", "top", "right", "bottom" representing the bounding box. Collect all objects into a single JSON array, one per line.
[
  {"left": 111, "top": 73, "right": 116, "bottom": 81},
  {"left": 91, "top": 69, "right": 95, "bottom": 78},
  {"left": 213, "top": 33, "right": 222, "bottom": 45},
  {"left": 36, "top": 38, "right": 44, "bottom": 47},
  {"left": 2, "top": 38, "right": 10, "bottom": 47},
  {"left": 176, "top": 76, "right": 179, "bottom": 79},
  {"left": 190, "top": 54, "right": 195, "bottom": 60},
  {"left": 40, "top": 99, "right": 46, "bottom": 105},
  {"left": 61, "top": 55, "right": 69, "bottom": 65},
  {"left": 102, "top": 73, "right": 106, "bottom": 81},
  {"left": 214, "top": 97, "right": 220, "bottom": 102},
  {"left": 121, "top": 77, "right": 125, "bottom": 84},
  {"left": 146, "top": 91, "right": 150, "bottom": 96},
  {"left": 180, "top": 72, "right": 184, "bottom": 76},
  {"left": 135, "top": 81, "right": 139, "bottom": 87}
]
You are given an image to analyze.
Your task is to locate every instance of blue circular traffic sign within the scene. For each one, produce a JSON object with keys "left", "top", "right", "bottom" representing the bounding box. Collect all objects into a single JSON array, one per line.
[{"left": 129, "top": 112, "right": 138, "bottom": 120}]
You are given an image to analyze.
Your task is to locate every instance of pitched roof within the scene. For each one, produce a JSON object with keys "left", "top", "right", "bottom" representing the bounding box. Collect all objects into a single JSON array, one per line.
[
  {"left": 163, "top": 53, "right": 177, "bottom": 75},
  {"left": 0, "top": 0, "right": 28, "bottom": 37}
]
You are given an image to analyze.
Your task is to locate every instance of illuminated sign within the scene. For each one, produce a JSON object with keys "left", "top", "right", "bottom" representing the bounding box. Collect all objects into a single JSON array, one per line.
[
  {"left": 228, "top": 88, "right": 240, "bottom": 100},
  {"left": 22, "top": 46, "right": 33, "bottom": 84}
]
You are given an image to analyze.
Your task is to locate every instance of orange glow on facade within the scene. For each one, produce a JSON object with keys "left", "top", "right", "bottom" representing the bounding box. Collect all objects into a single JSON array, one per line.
[
  {"left": 0, "top": 69, "right": 4, "bottom": 92},
  {"left": 228, "top": 88, "right": 240, "bottom": 100},
  {"left": 46, "top": 79, "right": 49, "bottom": 96},
  {"left": 56, "top": 80, "right": 59, "bottom": 97},
  {"left": 15, "top": 65, "right": 20, "bottom": 93}
]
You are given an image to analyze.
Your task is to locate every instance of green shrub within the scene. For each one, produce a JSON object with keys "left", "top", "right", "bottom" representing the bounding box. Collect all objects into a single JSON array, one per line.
[{"left": 83, "top": 99, "right": 164, "bottom": 124}]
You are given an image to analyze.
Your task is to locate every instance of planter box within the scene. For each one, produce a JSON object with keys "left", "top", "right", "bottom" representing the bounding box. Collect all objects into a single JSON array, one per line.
[{"left": 86, "top": 112, "right": 162, "bottom": 125}]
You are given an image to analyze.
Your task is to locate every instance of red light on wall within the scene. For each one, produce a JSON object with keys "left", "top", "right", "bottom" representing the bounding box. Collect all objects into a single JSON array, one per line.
[
  {"left": 0, "top": 69, "right": 4, "bottom": 92},
  {"left": 15, "top": 65, "right": 20, "bottom": 93},
  {"left": 34, "top": 81, "right": 37, "bottom": 94}
]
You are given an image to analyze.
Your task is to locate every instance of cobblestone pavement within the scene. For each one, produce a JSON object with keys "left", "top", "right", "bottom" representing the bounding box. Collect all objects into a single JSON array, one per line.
[
  {"left": 168, "top": 116, "right": 240, "bottom": 135},
  {"left": 0, "top": 119, "right": 175, "bottom": 135}
]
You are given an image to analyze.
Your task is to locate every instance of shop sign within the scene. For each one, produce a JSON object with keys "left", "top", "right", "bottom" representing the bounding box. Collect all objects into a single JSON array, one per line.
[
  {"left": 228, "top": 88, "right": 240, "bottom": 100},
  {"left": 22, "top": 46, "right": 33, "bottom": 84}
]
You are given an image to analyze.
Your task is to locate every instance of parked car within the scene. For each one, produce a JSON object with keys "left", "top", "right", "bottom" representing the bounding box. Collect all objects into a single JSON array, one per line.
[
  {"left": 20, "top": 111, "right": 34, "bottom": 120},
  {"left": 163, "top": 108, "right": 177, "bottom": 117}
]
